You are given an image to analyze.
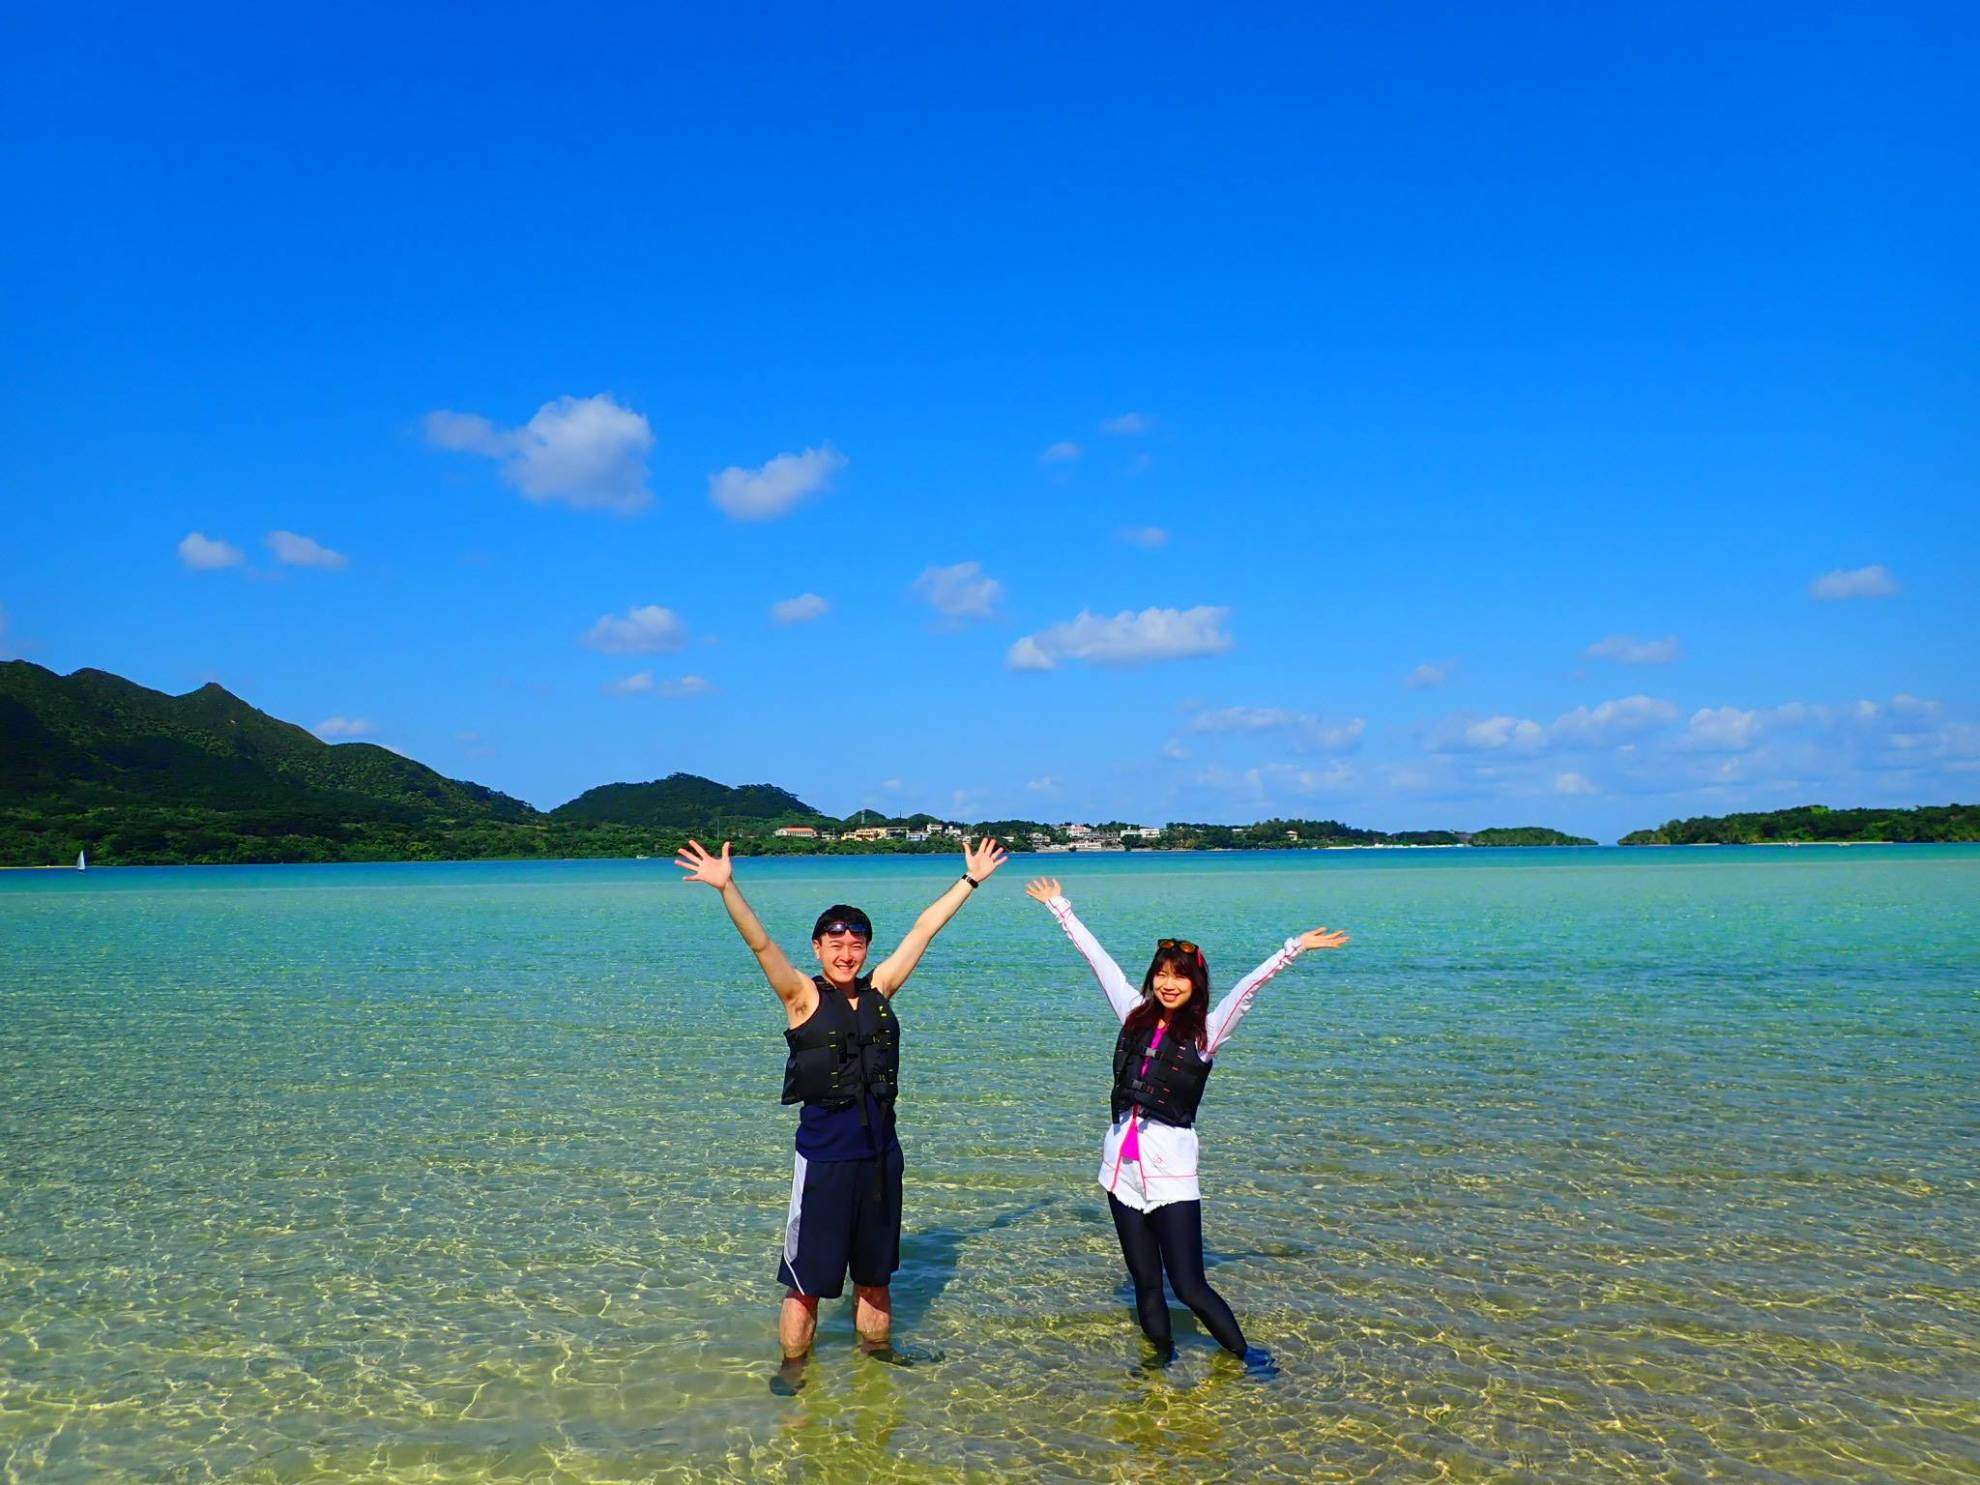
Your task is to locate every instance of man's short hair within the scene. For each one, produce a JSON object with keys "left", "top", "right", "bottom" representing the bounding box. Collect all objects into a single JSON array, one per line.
[{"left": 812, "top": 904, "right": 873, "bottom": 940}]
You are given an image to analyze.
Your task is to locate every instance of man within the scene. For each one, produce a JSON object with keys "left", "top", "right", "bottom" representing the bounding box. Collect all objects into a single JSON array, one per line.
[{"left": 674, "top": 834, "right": 1007, "bottom": 1372}]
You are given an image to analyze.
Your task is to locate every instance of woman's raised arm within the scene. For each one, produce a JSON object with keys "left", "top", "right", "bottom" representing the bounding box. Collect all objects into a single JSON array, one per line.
[
  {"left": 1025, "top": 877, "right": 1140, "bottom": 1023},
  {"left": 1203, "top": 925, "right": 1350, "bottom": 1055}
]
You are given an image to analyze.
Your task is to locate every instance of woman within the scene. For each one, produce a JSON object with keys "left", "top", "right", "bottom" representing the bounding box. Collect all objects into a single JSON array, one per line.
[{"left": 1024, "top": 876, "right": 1349, "bottom": 1366}]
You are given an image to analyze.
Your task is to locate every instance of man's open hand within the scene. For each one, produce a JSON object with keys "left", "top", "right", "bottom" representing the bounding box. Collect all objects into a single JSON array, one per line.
[
  {"left": 675, "top": 838, "right": 734, "bottom": 890},
  {"left": 964, "top": 837, "right": 1009, "bottom": 883}
]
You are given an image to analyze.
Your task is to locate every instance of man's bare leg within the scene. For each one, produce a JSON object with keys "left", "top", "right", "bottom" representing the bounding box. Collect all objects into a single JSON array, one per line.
[
  {"left": 779, "top": 1292, "right": 819, "bottom": 1359},
  {"left": 853, "top": 1283, "right": 892, "bottom": 1348}
]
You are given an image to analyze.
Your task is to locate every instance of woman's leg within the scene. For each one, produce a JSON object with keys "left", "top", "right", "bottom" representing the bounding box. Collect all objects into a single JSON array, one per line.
[
  {"left": 1148, "top": 1200, "right": 1247, "bottom": 1355},
  {"left": 1107, "top": 1193, "right": 1173, "bottom": 1353}
]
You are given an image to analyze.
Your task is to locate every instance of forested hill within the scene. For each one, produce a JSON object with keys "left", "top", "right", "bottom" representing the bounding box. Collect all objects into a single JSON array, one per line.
[
  {"left": 0, "top": 659, "right": 540, "bottom": 862},
  {"left": 0, "top": 660, "right": 538, "bottom": 819},
  {"left": 1620, "top": 803, "right": 1980, "bottom": 845},
  {"left": 551, "top": 774, "right": 824, "bottom": 829},
  {"left": 0, "top": 662, "right": 849, "bottom": 864}
]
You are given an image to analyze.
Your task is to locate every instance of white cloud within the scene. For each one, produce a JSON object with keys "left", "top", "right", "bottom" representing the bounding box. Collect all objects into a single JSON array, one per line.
[
  {"left": 1681, "top": 696, "right": 1907, "bottom": 753},
  {"left": 708, "top": 445, "right": 846, "bottom": 520},
  {"left": 1416, "top": 688, "right": 1977, "bottom": 810},
  {"left": 1584, "top": 634, "right": 1681, "bottom": 665},
  {"left": 1685, "top": 705, "right": 1763, "bottom": 751},
  {"left": 1100, "top": 412, "right": 1153, "bottom": 436},
  {"left": 1452, "top": 715, "right": 1547, "bottom": 752},
  {"left": 315, "top": 716, "right": 376, "bottom": 738},
  {"left": 604, "top": 671, "right": 712, "bottom": 698},
  {"left": 1006, "top": 606, "right": 1234, "bottom": 670},
  {"left": 454, "top": 730, "right": 482, "bottom": 744},
  {"left": 1305, "top": 717, "right": 1367, "bottom": 752},
  {"left": 1027, "top": 775, "right": 1060, "bottom": 792},
  {"left": 912, "top": 561, "right": 1002, "bottom": 621},
  {"left": 1007, "top": 636, "right": 1054, "bottom": 671},
  {"left": 1554, "top": 771, "right": 1597, "bottom": 796},
  {"left": 1810, "top": 564, "right": 1898, "bottom": 601},
  {"left": 1119, "top": 526, "right": 1169, "bottom": 548},
  {"left": 771, "top": 592, "right": 830, "bottom": 625},
  {"left": 1404, "top": 661, "right": 1453, "bottom": 689},
  {"left": 1549, "top": 695, "right": 1681, "bottom": 747},
  {"left": 421, "top": 410, "right": 496, "bottom": 450},
  {"left": 265, "top": 530, "right": 348, "bottom": 569},
  {"left": 1040, "top": 441, "right": 1082, "bottom": 463},
  {"left": 1161, "top": 739, "right": 1192, "bottom": 760},
  {"left": 1191, "top": 706, "right": 1299, "bottom": 733},
  {"left": 424, "top": 394, "right": 655, "bottom": 515},
  {"left": 1257, "top": 762, "right": 1355, "bottom": 794},
  {"left": 178, "top": 532, "right": 244, "bottom": 570},
  {"left": 1187, "top": 705, "right": 1363, "bottom": 753},
  {"left": 1195, "top": 761, "right": 1355, "bottom": 799},
  {"left": 582, "top": 604, "right": 689, "bottom": 654}
]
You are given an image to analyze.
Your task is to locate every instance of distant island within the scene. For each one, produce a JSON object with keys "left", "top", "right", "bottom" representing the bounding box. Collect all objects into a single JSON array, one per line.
[
  {"left": 9, "top": 661, "right": 1966, "bottom": 866},
  {"left": 1620, "top": 803, "right": 1980, "bottom": 845}
]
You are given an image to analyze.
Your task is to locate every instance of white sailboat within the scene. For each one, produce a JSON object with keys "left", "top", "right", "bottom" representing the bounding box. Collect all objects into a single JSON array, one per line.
[{"left": 76, "top": 849, "right": 86, "bottom": 871}]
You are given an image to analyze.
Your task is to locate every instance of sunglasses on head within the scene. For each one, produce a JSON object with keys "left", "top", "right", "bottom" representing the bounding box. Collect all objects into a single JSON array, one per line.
[
  {"left": 1157, "top": 937, "right": 1201, "bottom": 959},
  {"left": 819, "top": 922, "right": 870, "bottom": 939}
]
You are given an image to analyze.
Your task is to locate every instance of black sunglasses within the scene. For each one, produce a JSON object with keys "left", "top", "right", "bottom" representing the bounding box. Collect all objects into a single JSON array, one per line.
[{"left": 818, "top": 921, "right": 871, "bottom": 939}]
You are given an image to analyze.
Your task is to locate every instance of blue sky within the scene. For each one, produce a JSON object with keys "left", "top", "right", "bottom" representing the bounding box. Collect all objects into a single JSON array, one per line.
[{"left": 3, "top": 3, "right": 1974, "bottom": 840}]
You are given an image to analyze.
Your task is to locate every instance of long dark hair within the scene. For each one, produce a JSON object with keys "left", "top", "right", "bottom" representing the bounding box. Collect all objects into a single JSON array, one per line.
[{"left": 1124, "top": 941, "right": 1211, "bottom": 1048}]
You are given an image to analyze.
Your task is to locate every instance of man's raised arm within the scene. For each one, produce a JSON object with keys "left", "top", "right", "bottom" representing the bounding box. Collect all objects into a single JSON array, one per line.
[
  {"left": 675, "top": 839, "right": 812, "bottom": 1009},
  {"left": 871, "top": 837, "right": 1008, "bottom": 994}
]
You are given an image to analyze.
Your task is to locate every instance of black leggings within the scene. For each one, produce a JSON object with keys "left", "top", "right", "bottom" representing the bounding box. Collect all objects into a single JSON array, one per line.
[{"left": 1107, "top": 1193, "right": 1247, "bottom": 1355}]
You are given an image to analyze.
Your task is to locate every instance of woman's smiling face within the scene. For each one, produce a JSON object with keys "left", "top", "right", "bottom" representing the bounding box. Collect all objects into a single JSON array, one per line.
[{"left": 1150, "top": 962, "right": 1195, "bottom": 1011}]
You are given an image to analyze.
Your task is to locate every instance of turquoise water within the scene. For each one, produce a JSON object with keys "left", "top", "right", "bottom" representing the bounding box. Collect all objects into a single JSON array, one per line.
[{"left": 3, "top": 847, "right": 1977, "bottom": 1483}]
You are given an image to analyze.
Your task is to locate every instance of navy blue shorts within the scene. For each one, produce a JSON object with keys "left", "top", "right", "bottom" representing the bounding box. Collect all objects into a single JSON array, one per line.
[{"left": 777, "top": 1148, "right": 904, "bottom": 1298}]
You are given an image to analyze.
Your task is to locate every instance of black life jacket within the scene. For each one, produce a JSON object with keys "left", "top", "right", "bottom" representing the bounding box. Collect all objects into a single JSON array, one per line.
[
  {"left": 781, "top": 975, "right": 900, "bottom": 1117},
  {"left": 1111, "top": 1017, "right": 1212, "bottom": 1128}
]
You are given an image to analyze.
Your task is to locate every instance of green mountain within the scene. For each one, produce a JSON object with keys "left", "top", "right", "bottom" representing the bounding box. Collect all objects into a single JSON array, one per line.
[
  {"left": 1620, "top": 803, "right": 1980, "bottom": 845},
  {"left": 1, "top": 661, "right": 532, "bottom": 819},
  {"left": 0, "top": 660, "right": 546, "bottom": 864},
  {"left": 0, "top": 663, "right": 850, "bottom": 865},
  {"left": 551, "top": 773, "right": 824, "bottom": 828}
]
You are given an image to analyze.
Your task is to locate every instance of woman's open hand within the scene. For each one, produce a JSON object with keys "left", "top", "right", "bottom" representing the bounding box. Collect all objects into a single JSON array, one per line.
[
  {"left": 675, "top": 838, "right": 734, "bottom": 890},
  {"left": 1023, "top": 876, "right": 1063, "bottom": 904},
  {"left": 964, "top": 836, "right": 1009, "bottom": 883},
  {"left": 1299, "top": 926, "right": 1350, "bottom": 951}
]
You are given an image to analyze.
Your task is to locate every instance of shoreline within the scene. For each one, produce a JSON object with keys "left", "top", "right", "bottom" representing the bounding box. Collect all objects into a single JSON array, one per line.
[{"left": 10, "top": 839, "right": 1977, "bottom": 872}]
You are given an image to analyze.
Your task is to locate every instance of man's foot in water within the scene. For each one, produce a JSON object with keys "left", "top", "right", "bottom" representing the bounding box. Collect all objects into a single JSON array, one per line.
[
  {"left": 1137, "top": 1342, "right": 1180, "bottom": 1375},
  {"left": 770, "top": 1355, "right": 809, "bottom": 1396},
  {"left": 858, "top": 1337, "right": 944, "bottom": 1367}
]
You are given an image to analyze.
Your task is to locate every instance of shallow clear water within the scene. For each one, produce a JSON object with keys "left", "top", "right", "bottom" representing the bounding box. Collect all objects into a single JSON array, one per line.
[{"left": 3, "top": 847, "right": 1977, "bottom": 1483}]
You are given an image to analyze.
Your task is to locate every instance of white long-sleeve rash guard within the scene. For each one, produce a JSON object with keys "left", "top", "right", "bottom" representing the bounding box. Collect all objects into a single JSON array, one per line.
[{"left": 1045, "top": 894, "right": 1303, "bottom": 1212}]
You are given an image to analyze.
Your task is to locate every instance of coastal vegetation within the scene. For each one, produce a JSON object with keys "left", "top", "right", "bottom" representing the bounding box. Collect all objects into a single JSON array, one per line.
[
  {"left": 7, "top": 661, "right": 1966, "bottom": 866},
  {"left": 1152, "top": 820, "right": 1593, "bottom": 849},
  {"left": 1619, "top": 803, "right": 1980, "bottom": 845}
]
